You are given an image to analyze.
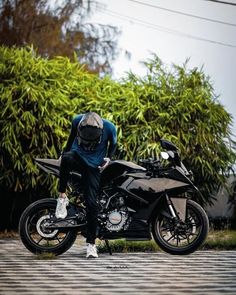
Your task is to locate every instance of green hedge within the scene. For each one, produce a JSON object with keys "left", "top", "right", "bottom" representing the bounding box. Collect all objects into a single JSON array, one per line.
[{"left": 0, "top": 46, "right": 235, "bottom": 204}]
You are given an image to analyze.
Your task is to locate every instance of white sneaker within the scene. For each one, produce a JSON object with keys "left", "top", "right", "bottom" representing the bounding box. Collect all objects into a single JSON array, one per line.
[
  {"left": 86, "top": 243, "right": 98, "bottom": 258},
  {"left": 55, "top": 196, "right": 69, "bottom": 219}
]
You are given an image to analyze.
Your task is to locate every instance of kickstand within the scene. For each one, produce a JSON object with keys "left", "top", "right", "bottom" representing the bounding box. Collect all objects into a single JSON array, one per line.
[{"left": 105, "top": 239, "right": 112, "bottom": 255}]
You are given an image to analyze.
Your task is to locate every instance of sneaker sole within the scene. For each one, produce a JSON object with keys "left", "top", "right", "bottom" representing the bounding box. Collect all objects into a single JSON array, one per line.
[{"left": 86, "top": 255, "right": 98, "bottom": 259}]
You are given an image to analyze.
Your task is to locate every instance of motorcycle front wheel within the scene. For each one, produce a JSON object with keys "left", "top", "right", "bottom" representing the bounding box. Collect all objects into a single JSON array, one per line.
[
  {"left": 152, "top": 199, "right": 209, "bottom": 255},
  {"left": 19, "top": 198, "right": 78, "bottom": 256}
]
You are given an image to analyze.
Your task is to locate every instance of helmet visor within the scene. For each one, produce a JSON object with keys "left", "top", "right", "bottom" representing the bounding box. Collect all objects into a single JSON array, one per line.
[
  {"left": 77, "top": 126, "right": 102, "bottom": 151},
  {"left": 77, "top": 136, "right": 100, "bottom": 151}
]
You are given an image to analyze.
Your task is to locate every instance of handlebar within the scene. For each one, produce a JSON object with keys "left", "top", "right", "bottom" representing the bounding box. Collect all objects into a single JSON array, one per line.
[
  {"left": 138, "top": 140, "right": 192, "bottom": 179},
  {"left": 139, "top": 156, "right": 192, "bottom": 179},
  {"left": 139, "top": 158, "right": 159, "bottom": 164},
  {"left": 138, "top": 158, "right": 162, "bottom": 175}
]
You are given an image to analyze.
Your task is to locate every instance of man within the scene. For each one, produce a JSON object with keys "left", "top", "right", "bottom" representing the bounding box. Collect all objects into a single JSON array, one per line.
[{"left": 55, "top": 111, "right": 117, "bottom": 258}]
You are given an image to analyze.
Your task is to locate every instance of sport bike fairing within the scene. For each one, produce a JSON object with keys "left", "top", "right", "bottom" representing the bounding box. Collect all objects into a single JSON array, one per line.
[{"left": 126, "top": 177, "right": 189, "bottom": 194}]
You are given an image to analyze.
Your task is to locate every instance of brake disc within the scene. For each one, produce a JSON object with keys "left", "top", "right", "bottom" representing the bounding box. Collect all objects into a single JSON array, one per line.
[{"left": 36, "top": 215, "right": 58, "bottom": 238}]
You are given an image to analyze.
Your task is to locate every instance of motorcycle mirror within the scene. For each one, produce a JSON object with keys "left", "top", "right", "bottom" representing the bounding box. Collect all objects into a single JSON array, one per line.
[{"left": 161, "top": 152, "right": 169, "bottom": 160}]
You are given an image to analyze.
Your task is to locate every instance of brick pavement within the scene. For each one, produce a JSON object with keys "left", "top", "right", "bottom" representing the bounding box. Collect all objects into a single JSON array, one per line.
[{"left": 0, "top": 238, "right": 236, "bottom": 294}]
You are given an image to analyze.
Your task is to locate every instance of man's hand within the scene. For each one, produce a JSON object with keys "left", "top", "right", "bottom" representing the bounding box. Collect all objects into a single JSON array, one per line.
[{"left": 98, "top": 157, "right": 110, "bottom": 172}]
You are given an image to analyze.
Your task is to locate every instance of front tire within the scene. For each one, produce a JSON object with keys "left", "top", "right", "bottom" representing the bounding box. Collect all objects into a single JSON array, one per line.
[
  {"left": 19, "top": 198, "right": 78, "bottom": 256},
  {"left": 152, "top": 199, "right": 209, "bottom": 255}
]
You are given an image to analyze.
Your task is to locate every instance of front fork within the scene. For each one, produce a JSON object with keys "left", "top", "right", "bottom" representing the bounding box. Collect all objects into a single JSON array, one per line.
[
  {"left": 166, "top": 194, "right": 177, "bottom": 218},
  {"left": 165, "top": 194, "right": 187, "bottom": 222}
]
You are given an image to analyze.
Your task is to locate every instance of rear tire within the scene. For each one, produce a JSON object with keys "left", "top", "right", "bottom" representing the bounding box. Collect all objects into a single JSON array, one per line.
[
  {"left": 19, "top": 198, "right": 78, "bottom": 256},
  {"left": 152, "top": 199, "right": 209, "bottom": 255}
]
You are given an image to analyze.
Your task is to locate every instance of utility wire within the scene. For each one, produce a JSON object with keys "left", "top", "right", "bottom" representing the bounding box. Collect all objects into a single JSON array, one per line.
[
  {"left": 204, "top": 0, "right": 236, "bottom": 6},
  {"left": 97, "top": 8, "right": 236, "bottom": 48},
  {"left": 127, "top": 0, "right": 236, "bottom": 27}
]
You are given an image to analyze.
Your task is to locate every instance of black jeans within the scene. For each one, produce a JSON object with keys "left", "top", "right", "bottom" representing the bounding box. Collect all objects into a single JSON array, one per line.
[{"left": 59, "top": 151, "right": 101, "bottom": 244}]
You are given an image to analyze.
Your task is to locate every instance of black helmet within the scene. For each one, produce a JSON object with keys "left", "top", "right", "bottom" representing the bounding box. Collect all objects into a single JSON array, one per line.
[{"left": 77, "top": 112, "right": 103, "bottom": 151}]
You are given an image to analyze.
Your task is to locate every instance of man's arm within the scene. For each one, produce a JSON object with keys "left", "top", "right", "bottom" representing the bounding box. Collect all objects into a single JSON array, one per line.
[
  {"left": 63, "top": 116, "right": 81, "bottom": 153},
  {"left": 107, "top": 142, "right": 117, "bottom": 158},
  {"left": 107, "top": 122, "right": 117, "bottom": 159}
]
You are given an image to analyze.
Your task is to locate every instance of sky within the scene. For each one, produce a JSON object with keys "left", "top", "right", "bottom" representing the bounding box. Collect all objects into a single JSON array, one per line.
[{"left": 89, "top": 0, "right": 236, "bottom": 136}]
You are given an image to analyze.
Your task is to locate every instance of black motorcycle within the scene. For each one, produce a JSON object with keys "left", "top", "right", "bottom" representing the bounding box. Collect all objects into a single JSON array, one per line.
[{"left": 19, "top": 139, "right": 209, "bottom": 256}]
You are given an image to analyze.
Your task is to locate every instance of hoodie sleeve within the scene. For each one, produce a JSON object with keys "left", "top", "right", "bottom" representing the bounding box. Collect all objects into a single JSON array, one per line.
[
  {"left": 107, "top": 122, "right": 117, "bottom": 158},
  {"left": 63, "top": 115, "right": 82, "bottom": 153}
]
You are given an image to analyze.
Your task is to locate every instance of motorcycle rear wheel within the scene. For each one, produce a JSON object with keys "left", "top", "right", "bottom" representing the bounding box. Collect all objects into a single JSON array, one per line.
[
  {"left": 152, "top": 199, "right": 209, "bottom": 255},
  {"left": 19, "top": 198, "right": 78, "bottom": 256}
]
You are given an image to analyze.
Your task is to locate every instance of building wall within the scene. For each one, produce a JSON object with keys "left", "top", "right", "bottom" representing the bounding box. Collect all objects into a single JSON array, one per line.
[{"left": 205, "top": 175, "right": 236, "bottom": 219}]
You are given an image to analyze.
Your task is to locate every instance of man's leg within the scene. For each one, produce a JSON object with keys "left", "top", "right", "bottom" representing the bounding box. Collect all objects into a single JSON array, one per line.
[
  {"left": 59, "top": 151, "right": 78, "bottom": 193},
  {"left": 83, "top": 166, "right": 101, "bottom": 245},
  {"left": 59, "top": 152, "right": 100, "bottom": 257},
  {"left": 57, "top": 151, "right": 83, "bottom": 218}
]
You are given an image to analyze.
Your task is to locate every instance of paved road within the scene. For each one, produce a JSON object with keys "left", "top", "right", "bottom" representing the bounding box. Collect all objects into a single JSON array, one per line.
[{"left": 0, "top": 238, "right": 236, "bottom": 295}]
